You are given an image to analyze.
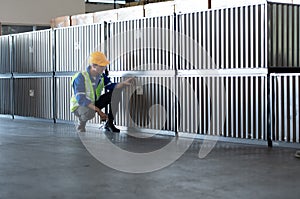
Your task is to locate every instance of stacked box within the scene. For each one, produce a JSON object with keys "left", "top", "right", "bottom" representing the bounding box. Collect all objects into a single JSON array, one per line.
[
  {"left": 117, "top": 5, "right": 144, "bottom": 20},
  {"left": 71, "top": 13, "right": 94, "bottom": 26},
  {"left": 144, "top": 1, "right": 175, "bottom": 17},
  {"left": 50, "top": 16, "right": 70, "bottom": 28},
  {"left": 175, "top": 0, "right": 208, "bottom": 13},
  {"left": 93, "top": 10, "right": 118, "bottom": 24}
]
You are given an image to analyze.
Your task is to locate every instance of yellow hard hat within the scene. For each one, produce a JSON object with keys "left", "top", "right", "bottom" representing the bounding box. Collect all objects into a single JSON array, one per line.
[{"left": 89, "top": 51, "right": 110, "bottom": 66}]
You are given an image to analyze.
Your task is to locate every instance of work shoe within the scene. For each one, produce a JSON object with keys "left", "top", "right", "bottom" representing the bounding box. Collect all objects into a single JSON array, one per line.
[
  {"left": 104, "top": 121, "right": 120, "bottom": 133},
  {"left": 77, "top": 122, "right": 86, "bottom": 132},
  {"left": 295, "top": 150, "right": 300, "bottom": 158}
]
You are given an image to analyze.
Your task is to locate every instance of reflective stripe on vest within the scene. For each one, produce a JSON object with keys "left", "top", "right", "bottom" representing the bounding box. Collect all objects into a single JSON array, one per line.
[{"left": 70, "top": 71, "right": 104, "bottom": 112}]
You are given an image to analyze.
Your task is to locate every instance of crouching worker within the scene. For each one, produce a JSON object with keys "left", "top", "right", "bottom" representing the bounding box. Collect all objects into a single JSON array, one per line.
[{"left": 70, "top": 51, "right": 133, "bottom": 132}]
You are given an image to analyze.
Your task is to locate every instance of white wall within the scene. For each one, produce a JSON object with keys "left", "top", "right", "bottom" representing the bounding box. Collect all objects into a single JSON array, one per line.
[{"left": 0, "top": 0, "right": 85, "bottom": 25}]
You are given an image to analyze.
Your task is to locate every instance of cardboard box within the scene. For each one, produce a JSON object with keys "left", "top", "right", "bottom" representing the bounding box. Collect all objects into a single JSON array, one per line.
[
  {"left": 211, "top": 0, "right": 266, "bottom": 9},
  {"left": 175, "top": 0, "right": 208, "bottom": 13},
  {"left": 50, "top": 16, "right": 70, "bottom": 28},
  {"left": 93, "top": 10, "right": 118, "bottom": 24},
  {"left": 117, "top": 5, "right": 144, "bottom": 20},
  {"left": 144, "top": 1, "right": 175, "bottom": 17},
  {"left": 71, "top": 13, "right": 94, "bottom": 26}
]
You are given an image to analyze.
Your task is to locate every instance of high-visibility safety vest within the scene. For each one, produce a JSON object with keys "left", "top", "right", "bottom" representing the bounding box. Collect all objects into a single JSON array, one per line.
[{"left": 70, "top": 71, "right": 104, "bottom": 112}]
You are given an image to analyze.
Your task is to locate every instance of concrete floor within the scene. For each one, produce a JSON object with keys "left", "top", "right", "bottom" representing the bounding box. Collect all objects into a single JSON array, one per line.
[{"left": 0, "top": 118, "right": 300, "bottom": 199}]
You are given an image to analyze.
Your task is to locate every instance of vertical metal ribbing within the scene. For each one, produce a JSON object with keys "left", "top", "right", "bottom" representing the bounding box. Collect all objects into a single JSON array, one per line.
[
  {"left": 294, "top": 6, "right": 299, "bottom": 67},
  {"left": 114, "top": 23, "right": 118, "bottom": 71},
  {"left": 255, "top": 76, "right": 259, "bottom": 139},
  {"left": 235, "top": 7, "right": 239, "bottom": 69},
  {"left": 52, "top": 29, "right": 56, "bottom": 122},
  {"left": 244, "top": 77, "right": 248, "bottom": 138},
  {"left": 190, "top": 77, "right": 198, "bottom": 133},
  {"left": 74, "top": 27, "right": 79, "bottom": 70},
  {"left": 149, "top": 18, "right": 153, "bottom": 70},
  {"left": 282, "top": 5, "right": 287, "bottom": 67},
  {"left": 129, "top": 21, "right": 133, "bottom": 71},
  {"left": 157, "top": 18, "right": 161, "bottom": 70},
  {"left": 216, "top": 77, "right": 219, "bottom": 136},
  {"left": 207, "top": 77, "right": 211, "bottom": 135},
  {"left": 288, "top": 6, "right": 293, "bottom": 67},
  {"left": 212, "top": 77, "right": 216, "bottom": 135},
  {"left": 277, "top": 76, "right": 281, "bottom": 141},
  {"left": 225, "top": 8, "right": 229, "bottom": 69},
  {"left": 270, "top": 75, "right": 275, "bottom": 141},
  {"left": 235, "top": 77, "right": 239, "bottom": 138},
  {"left": 296, "top": 76, "right": 299, "bottom": 143},
  {"left": 230, "top": 7, "right": 234, "bottom": 69},
  {"left": 249, "top": 5, "right": 254, "bottom": 69},
  {"left": 288, "top": 76, "right": 295, "bottom": 142},
  {"left": 273, "top": 76, "right": 277, "bottom": 141},
  {"left": 202, "top": 77, "right": 206, "bottom": 134},
  {"left": 220, "top": 77, "right": 224, "bottom": 136},
  {"left": 202, "top": 12, "right": 207, "bottom": 69},
  {"left": 250, "top": 76, "right": 254, "bottom": 138},
  {"left": 230, "top": 77, "right": 236, "bottom": 137},
  {"left": 135, "top": 20, "right": 139, "bottom": 70},
  {"left": 278, "top": 5, "right": 283, "bottom": 66},
  {"left": 69, "top": 28, "right": 73, "bottom": 71},
  {"left": 141, "top": 19, "right": 145, "bottom": 70},
  {"left": 225, "top": 76, "right": 229, "bottom": 136},
  {"left": 261, "top": 76, "right": 265, "bottom": 140},
  {"left": 240, "top": 77, "right": 244, "bottom": 138},
  {"left": 283, "top": 76, "right": 288, "bottom": 141},
  {"left": 159, "top": 77, "right": 164, "bottom": 130},
  {"left": 10, "top": 35, "right": 14, "bottom": 118},
  {"left": 220, "top": 9, "right": 225, "bottom": 69},
  {"left": 245, "top": 6, "right": 249, "bottom": 68},
  {"left": 255, "top": 5, "right": 259, "bottom": 68},
  {"left": 121, "top": 21, "right": 124, "bottom": 71},
  {"left": 207, "top": 11, "right": 212, "bottom": 69}
]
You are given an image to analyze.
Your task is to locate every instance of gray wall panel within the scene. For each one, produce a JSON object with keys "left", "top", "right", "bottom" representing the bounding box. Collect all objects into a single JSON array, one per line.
[
  {"left": 271, "top": 74, "right": 300, "bottom": 143},
  {"left": 0, "top": 78, "right": 11, "bottom": 115},
  {"left": 0, "top": 35, "right": 10, "bottom": 74},
  {"left": 56, "top": 76, "right": 75, "bottom": 121},
  {"left": 107, "top": 16, "right": 174, "bottom": 71},
  {"left": 268, "top": 3, "right": 300, "bottom": 68},
  {"left": 55, "top": 24, "right": 105, "bottom": 72},
  {"left": 112, "top": 76, "right": 175, "bottom": 131},
  {"left": 177, "top": 4, "right": 266, "bottom": 70},
  {"left": 12, "top": 30, "right": 52, "bottom": 73},
  {"left": 14, "top": 77, "right": 53, "bottom": 119},
  {"left": 177, "top": 75, "right": 267, "bottom": 140}
]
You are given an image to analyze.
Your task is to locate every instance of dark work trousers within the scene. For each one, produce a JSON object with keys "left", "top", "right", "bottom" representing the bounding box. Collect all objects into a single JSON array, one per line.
[{"left": 95, "top": 88, "right": 122, "bottom": 121}]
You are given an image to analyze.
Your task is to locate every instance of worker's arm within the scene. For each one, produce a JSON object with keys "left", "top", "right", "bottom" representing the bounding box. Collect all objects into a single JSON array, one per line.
[{"left": 73, "top": 73, "right": 92, "bottom": 107}]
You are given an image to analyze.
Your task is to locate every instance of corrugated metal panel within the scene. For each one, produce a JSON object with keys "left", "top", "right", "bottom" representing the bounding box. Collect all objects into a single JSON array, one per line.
[
  {"left": 111, "top": 76, "right": 176, "bottom": 131},
  {"left": 55, "top": 23, "right": 105, "bottom": 72},
  {"left": 107, "top": 16, "right": 174, "bottom": 71},
  {"left": 13, "top": 77, "right": 53, "bottom": 119},
  {"left": 176, "top": 74, "right": 267, "bottom": 140},
  {"left": 0, "top": 78, "right": 11, "bottom": 115},
  {"left": 12, "top": 30, "right": 52, "bottom": 73},
  {"left": 56, "top": 76, "right": 75, "bottom": 121},
  {"left": 268, "top": 3, "right": 300, "bottom": 67},
  {"left": 0, "top": 35, "right": 10, "bottom": 74},
  {"left": 177, "top": 3, "right": 266, "bottom": 69},
  {"left": 271, "top": 74, "right": 300, "bottom": 143}
]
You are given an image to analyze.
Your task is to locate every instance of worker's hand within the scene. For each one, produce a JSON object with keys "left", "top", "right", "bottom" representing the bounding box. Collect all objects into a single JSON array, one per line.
[
  {"left": 97, "top": 110, "right": 108, "bottom": 120},
  {"left": 116, "top": 78, "right": 135, "bottom": 88},
  {"left": 95, "top": 107, "right": 108, "bottom": 120}
]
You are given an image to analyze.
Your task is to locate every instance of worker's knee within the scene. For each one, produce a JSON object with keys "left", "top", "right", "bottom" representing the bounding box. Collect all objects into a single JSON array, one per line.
[{"left": 75, "top": 106, "right": 95, "bottom": 121}]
